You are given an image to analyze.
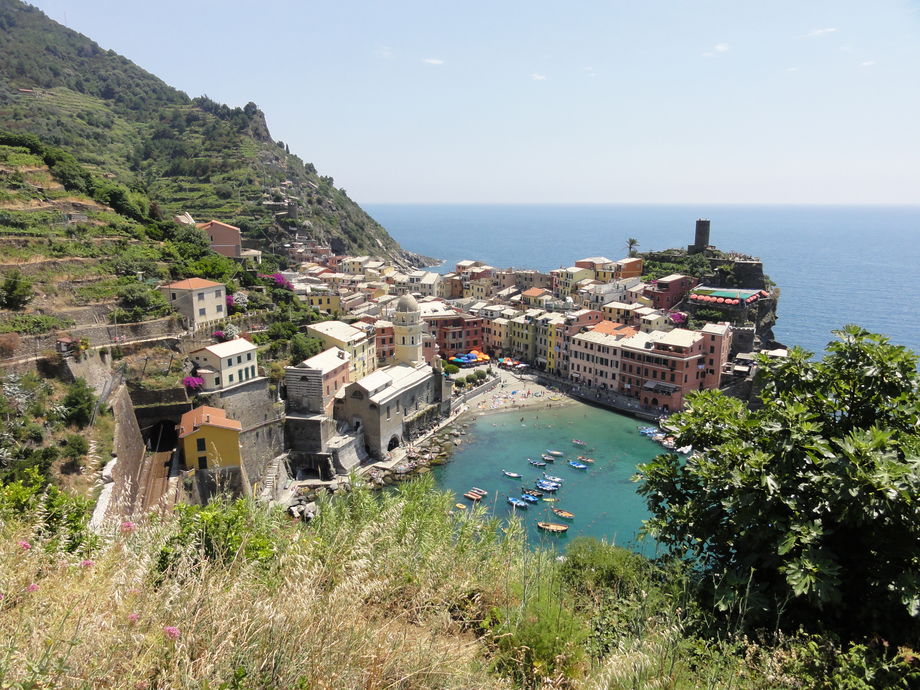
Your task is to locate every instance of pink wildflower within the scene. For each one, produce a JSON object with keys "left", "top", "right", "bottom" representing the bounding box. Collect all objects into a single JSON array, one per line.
[
  {"left": 17, "top": 540, "right": 31, "bottom": 550},
  {"left": 163, "top": 625, "right": 181, "bottom": 640},
  {"left": 80, "top": 559, "right": 95, "bottom": 568},
  {"left": 128, "top": 613, "right": 140, "bottom": 624},
  {"left": 26, "top": 583, "right": 38, "bottom": 592},
  {"left": 120, "top": 521, "right": 136, "bottom": 534}
]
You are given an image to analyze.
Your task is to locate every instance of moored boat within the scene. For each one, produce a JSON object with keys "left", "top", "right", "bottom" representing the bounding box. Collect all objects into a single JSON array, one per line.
[
  {"left": 507, "top": 496, "right": 529, "bottom": 509},
  {"left": 502, "top": 470, "right": 522, "bottom": 478},
  {"left": 577, "top": 455, "right": 595, "bottom": 463},
  {"left": 546, "top": 449, "right": 564, "bottom": 456},
  {"left": 568, "top": 461, "right": 588, "bottom": 470},
  {"left": 522, "top": 488, "right": 543, "bottom": 497},
  {"left": 455, "top": 503, "right": 467, "bottom": 510},
  {"left": 463, "top": 492, "right": 482, "bottom": 501},
  {"left": 537, "top": 522, "right": 569, "bottom": 533},
  {"left": 542, "top": 497, "right": 557, "bottom": 502},
  {"left": 542, "top": 473, "right": 564, "bottom": 483},
  {"left": 572, "top": 439, "right": 587, "bottom": 446},
  {"left": 528, "top": 459, "right": 547, "bottom": 467},
  {"left": 540, "top": 453, "right": 556, "bottom": 462},
  {"left": 535, "top": 481, "right": 559, "bottom": 492},
  {"left": 470, "top": 487, "right": 488, "bottom": 496},
  {"left": 551, "top": 507, "right": 575, "bottom": 519},
  {"left": 519, "top": 493, "right": 538, "bottom": 504}
]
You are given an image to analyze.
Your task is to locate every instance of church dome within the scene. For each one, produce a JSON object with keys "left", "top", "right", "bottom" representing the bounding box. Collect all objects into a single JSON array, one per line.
[{"left": 395, "top": 293, "right": 419, "bottom": 313}]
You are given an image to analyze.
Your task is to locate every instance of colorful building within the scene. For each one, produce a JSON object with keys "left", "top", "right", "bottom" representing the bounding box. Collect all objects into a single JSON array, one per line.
[
  {"left": 159, "top": 278, "right": 225, "bottom": 329},
  {"left": 643, "top": 274, "right": 697, "bottom": 310},
  {"left": 177, "top": 405, "right": 242, "bottom": 470},
  {"left": 307, "top": 320, "right": 376, "bottom": 381},
  {"left": 189, "top": 338, "right": 259, "bottom": 391},
  {"left": 284, "top": 347, "right": 351, "bottom": 416}
]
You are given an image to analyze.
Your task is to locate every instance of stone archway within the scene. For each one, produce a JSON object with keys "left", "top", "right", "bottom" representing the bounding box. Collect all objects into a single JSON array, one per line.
[{"left": 387, "top": 435, "right": 401, "bottom": 452}]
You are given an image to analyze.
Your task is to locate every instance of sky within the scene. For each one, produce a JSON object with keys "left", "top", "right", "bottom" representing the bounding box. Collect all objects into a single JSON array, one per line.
[{"left": 28, "top": 0, "right": 920, "bottom": 205}]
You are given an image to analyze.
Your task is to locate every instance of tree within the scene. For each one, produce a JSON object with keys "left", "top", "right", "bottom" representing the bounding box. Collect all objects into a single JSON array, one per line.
[
  {"left": 625, "top": 238, "right": 640, "bottom": 257},
  {"left": 289, "top": 334, "right": 322, "bottom": 365},
  {"left": 637, "top": 326, "right": 920, "bottom": 644},
  {"left": 0, "top": 270, "right": 34, "bottom": 310},
  {"left": 62, "top": 378, "right": 95, "bottom": 428}
]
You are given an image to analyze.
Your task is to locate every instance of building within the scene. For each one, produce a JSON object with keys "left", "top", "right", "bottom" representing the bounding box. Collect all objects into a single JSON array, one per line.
[
  {"left": 485, "top": 317, "right": 511, "bottom": 356},
  {"left": 307, "top": 320, "right": 376, "bottom": 381},
  {"left": 189, "top": 338, "right": 259, "bottom": 391},
  {"left": 159, "top": 278, "right": 225, "bottom": 329},
  {"left": 427, "top": 312, "right": 485, "bottom": 358},
  {"left": 570, "top": 329, "right": 624, "bottom": 390},
  {"left": 197, "top": 220, "right": 241, "bottom": 258},
  {"left": 177, "top": 405, "right": 242, "bottom": 469},
  {"left": 334, "top": 295, "right": 453, "bottom": 460},
  {"left": 554, "top": 266, "right": 594, "bottom": 298},
  {"left": 644, "top": 274, "right": 697, "bottom": 310},
  {"left": 302, "top": 292, "right": 343, "bottom": 316},
  {"left": 284, "top": 347, "right": 351, "bottom": 416}
]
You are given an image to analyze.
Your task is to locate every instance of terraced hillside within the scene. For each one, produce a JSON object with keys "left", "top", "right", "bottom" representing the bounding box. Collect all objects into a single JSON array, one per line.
[{"left": 0, "top": 0, "right": 423, "bottom": 265}]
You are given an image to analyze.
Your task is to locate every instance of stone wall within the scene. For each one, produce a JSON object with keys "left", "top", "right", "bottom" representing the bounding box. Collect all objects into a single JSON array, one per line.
[{"left": 107, "top": 385, "right": 147, "bottom": 517}]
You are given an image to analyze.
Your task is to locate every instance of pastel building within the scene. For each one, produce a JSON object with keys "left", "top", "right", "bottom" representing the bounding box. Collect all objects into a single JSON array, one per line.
[
  {"left": 177, "top": 405, "right": 242, "bottom": 470},
  {"left": 189, "top": 338, "right": 260, "bottom": 391},
  {"left": 284, "top": 347, "right": 351, "bottom": 416},
  {"left": 159, "top": 278, "right": 225, "bottom": 329},
  {"left": 643, "top": 274, "right": 697, "bottom": 310},
  {"left": 307, "top": 320, "right": 376, "bottom": 381}
]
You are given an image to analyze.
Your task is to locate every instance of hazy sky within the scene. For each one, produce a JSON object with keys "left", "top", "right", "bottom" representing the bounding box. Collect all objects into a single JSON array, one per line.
[{"left": 29, "top": 0, "right": 920, "bottom": 204}]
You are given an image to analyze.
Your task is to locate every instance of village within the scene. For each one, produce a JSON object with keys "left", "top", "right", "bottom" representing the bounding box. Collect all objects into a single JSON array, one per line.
[{"left": 79, "top": 216, "right": 785, "bottom": 521}]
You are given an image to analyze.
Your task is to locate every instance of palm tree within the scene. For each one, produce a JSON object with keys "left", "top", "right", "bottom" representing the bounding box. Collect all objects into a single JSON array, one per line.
[{"left": 626, "top": 238, "right": 640, "bottom": 257}]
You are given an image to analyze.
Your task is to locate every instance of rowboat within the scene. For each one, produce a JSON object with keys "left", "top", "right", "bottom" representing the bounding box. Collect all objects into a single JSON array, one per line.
[
  {"left": 551, "top": 507, "right": 575, "bottom": 519},
  {"left": 577, "top": 456, "right": 595, "bottom": 463},
  {"left": 540, "top": 453, "right": 556, "bottom": 462},
  {"left": 572, "top": 439, "right": 587, "bottom": 447},
  {"left": 546, "top": 450, "right": 564, "bottom": 456},
  {"left": 537, "top": 522, "right": 569, "bottom": 533},
  {"left": 507, "top": 497, "right": 529, "bottom": 509},
  {"left": 528, "top": 459, "right": 547, "bottom": 467},
  {"left": 542, "top": 473, "right": 564, "bottom": 483},
  {"left": 522, "top": 488, "right": 543, "bottom": 497},
  {"left": 519, "top": 493, "right": 538, "bottom": 504},
  {"left": 502, "top": 470, "right": 522, "bottom": 478},
  {"left": 455, "top": 503, "right": 467, "bottom": 510},
  {"left": 568, "top": 461, "right": 588, "bottom": 470},
  {"left": 542, "top": 497, "right": 557, "bottom": 502},
  {"left": 535, "top": 481, "right": 559, "bottom": 492},
  {"left": 463, "top": 492, "right": 482, "bottom": 501},
  {"left": 470, "top": 487, "right": 488, "bottom": 496}
]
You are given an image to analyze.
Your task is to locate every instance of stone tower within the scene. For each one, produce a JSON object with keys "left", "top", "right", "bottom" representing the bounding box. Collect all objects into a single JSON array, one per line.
[{"left": 393, "top": 294, "right": 423, "bottom": 365}]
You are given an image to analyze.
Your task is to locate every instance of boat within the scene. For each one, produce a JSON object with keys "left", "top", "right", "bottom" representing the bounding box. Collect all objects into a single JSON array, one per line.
[
  {"left": 542, "top": 497, "right": 557, "bottom": 502},
  {"left": 546, "top": 449, "right": 564, "bottom": 456},
  {"left": 535, "top": 481, "right": 559, "bottom": 492},
  {"left": 577, "top": 455, "right": 595, "bottom": 464},
  {"left": 537, "top": 522, "right": 569, "bottom": 533},
  {"left": 522, "top": 488, "right": 544, "bottom": 497},
  {"left": 542, "top": 473, "right": 564, "bottom": 483},
  {"left": 470, "top": 487, "right": 488, "bottom": 496},
  {"left": 502, "top": 470, "right": 522, "bottom": 478},
  {"left": 551, "top": 507, "right": 575, "bottom": 519},
  {"left": 463, "top": 492, "right": 482, "bottom": 501},
  {"left": 540, "top": 453, "right": 556, "bottom": 463},
  {"left": 572, "top": 439, "right": 587, "bottom": 447},
  {"left": 568, "top": 461, "right": 588, "bottom": 470},
  {"left": 455, "top": 503, "right": 467, "bottom": 510},
  {"left": 528, "top": 459, "right": 547, "bottom": 467},
  {"left": 507, "top": 497, "right": 529, "bottom": 509},
  {"left": 519, "top": 493, "right": 538, "bottom": 504}
]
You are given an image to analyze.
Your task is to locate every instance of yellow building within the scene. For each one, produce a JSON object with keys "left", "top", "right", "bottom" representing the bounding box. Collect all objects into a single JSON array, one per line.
[
  {"left": 177, "top": 406, "right": 242, "bottom": 470},
  {"left": 307, "top": 320, "right": 376, "bottom": 380},
  {"left": 555, "top": 266, "right": 594, "bottom": 298},
  {"left": 303, "top": 293, "right": 343, "bottom": 316}
]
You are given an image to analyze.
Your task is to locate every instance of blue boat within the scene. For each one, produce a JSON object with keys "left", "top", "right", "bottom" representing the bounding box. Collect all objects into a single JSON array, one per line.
[
  {"left": 502, "top": 470, "right": 522, "bottom": 478},
  {"left": 519, "top": 493, "right": 538, "bottom": 503},
  {"left": 528, "top": 458, "right": 547, "bottom": 467},
  {"left": 535, "top": 481, "right": 559, "bottom": 492},
  {"left": 568, "top": 461, "right": 588, "bottom": 470},
  {"left": 507, "top": 496, "right": 529, "bottom": 509},
  {"left": 542, "top": 473, "right": 564, "bottom": 484}
]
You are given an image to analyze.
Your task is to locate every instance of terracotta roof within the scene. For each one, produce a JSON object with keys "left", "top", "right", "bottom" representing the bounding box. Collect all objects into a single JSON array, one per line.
[
  {"left": 176, "top": 406, "right": 241, "bottom": 438},
  {"left": 195, "top": 220, "right": 240, "bottom": 232},
  {"left": 591, "top": 320, "right": 637, "bottom": 337},
  {"left": 163, "top": 278, "right": 223, "bottom": 290},
  {"left": 522, "top": 287, "right": 548, "bottom": 298}
]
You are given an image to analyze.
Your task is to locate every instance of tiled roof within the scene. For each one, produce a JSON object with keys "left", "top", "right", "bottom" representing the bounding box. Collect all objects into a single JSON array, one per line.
[
  {"left": 163, "top": 278, "right": 223, "bottom": 290},
  {"left": 177, "top": 406, "right": 241, "bottom": 438}
]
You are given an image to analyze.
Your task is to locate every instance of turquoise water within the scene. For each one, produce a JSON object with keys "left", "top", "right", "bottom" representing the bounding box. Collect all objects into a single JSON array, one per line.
[{"left": 431, "top": 402, "right": 665, "bottom": 554}]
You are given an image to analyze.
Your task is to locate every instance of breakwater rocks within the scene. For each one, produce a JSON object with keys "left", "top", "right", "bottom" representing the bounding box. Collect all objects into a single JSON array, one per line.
[{"left": 365, "top": 421, "right": 473, "bottom": 488}]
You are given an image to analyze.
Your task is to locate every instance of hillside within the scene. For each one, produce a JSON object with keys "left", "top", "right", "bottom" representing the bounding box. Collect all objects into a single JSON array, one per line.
[{"left": 0, "top": 0, "right": 423, "bottom": 266}]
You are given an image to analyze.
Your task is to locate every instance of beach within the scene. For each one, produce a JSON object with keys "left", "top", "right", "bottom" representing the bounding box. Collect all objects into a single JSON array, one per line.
[{"left": 468, "top": 367, "right": 573, "bottom": 415}]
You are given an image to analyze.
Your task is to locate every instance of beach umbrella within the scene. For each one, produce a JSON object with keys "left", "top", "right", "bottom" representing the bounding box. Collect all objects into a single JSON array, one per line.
[{"left": 717, "top": 297, "right": 725, "bottom": 303}]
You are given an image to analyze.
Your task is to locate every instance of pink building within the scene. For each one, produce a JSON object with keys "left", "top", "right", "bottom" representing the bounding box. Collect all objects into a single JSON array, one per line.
[
  {"left": 197, "top": 220, "right": 241, "bottom": 259},
  {"left": 643, "top": 274, "right": 697, "bottom": 311},
  {"left": 284, "top": 347, "right": 352, "bottom": 416}
]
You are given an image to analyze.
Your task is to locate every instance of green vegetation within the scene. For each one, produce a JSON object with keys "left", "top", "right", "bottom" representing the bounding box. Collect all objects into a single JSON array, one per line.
[
  {"left": 109, "top": 283, "right": 172, "bottom": 323},
  {"left": 0, "top": 313, "right": 74, "bottom": 334},
  {"left": 641, "top": 250, "right": 712, "bottom": 282},
  {"left": 638, "top": 326, "right": 920, "bottom": 647},
  {"left": 0, "top": 268, "right": 32, "bottom": 309}
]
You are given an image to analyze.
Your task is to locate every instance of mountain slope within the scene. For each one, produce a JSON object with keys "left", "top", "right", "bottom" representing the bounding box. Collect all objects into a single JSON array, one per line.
[{"left": 0, "top": 0, "right": 423, "bottom": 265}]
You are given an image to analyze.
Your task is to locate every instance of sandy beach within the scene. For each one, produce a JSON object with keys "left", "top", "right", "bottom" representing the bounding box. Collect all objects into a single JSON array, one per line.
[{"left": 466, "top": 367, "right": 574, "bottom": 416}]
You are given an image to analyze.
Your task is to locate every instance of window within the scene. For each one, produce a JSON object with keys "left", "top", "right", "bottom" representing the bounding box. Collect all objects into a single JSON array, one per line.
[
  {"left": 198, "top": 456, "right": 207, "bottom": 469},
  {"left": 216, "top": 304, "right": 223, "bottom": 313},
  {"left": 197, "top": 292, "right": 205, "bottom": 301},
  {"left": 171, "top": 292, "right": 177, "bottom": 300},
  {"left": 247, "top": 352, "right": 252, "bottom": 361},
  {"left": 215, "top": 289, "right": 222, "bottom": 298},
  {"left": 215, "top": 376, "right": 220, "bottom": 385},
  {"left": 228, "top": 374, "right": 234, "bottom": 383},
  {"left": 237, "top": 355, "right": 242, "bottom": 364},
  {"left": 226, "top": 358, "right": 232, "bottom": 367},
  {"left": 196, "top": 438, "right": 206, "bottom": 452},
  {"left": 198, "top": 308, "right": 206, "bottom": 316}
]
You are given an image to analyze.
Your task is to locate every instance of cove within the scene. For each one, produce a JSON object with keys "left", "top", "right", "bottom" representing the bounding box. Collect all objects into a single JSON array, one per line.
[{"left": 431, "top": 402, "right": 665, "bottom": 554}]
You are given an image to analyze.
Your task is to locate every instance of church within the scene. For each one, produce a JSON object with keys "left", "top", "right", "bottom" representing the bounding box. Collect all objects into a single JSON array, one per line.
[{"left": 333, "top": 294, "right": 454, "bottom": 460}]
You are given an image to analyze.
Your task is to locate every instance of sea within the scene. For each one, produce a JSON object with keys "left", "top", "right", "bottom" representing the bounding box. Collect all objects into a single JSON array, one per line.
[{"left": 366, "top": 204, "right": 920, "bottom": 548}]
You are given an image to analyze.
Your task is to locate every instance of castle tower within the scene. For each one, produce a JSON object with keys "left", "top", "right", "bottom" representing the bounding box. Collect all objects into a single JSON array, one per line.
[
  {"left": 393, "top": 294, "right": 423, "bottom": 365},
  {"left": 689, "top": 219, "right": 711, "bottom": 254}
]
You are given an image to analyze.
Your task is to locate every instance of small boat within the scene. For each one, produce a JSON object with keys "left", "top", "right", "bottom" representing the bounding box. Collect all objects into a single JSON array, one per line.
[
  {"left": 470, "top": 487, "right": 488, "bottom": 496},
  {"left": 535, "top": 481, "right": 559, "bottom": 492},
  {"left": 455, "top": 503, "right": 467, "bottom": 510},
  {"left": 577, "top": 456, "right": 595, "bottom": 464},
  {"left": 546, "top": 450, "right": 564, "bottom": 457},
  {"left": 519, "top": 493, "right": 538, "bottom": 504},
  {"left": 502, "top": 470, "right": 522, "bottom": 479},
  {"left": 551, "top": 507, "right": 575, "bottom": 519},
  {"left": 542, "top": 473, "right": 564, "bottom": 484},
  {"left": 568, "top": 461, "right": 588, "bottom": 470},
  {"left": 528, "top": 459, "right": 547, "bottom": 467},
  {"left": 572, "top": 439, "right": 587, "bottom": 447},
  {"left": 507, "top": 497, "right": 529, "bottom": 509},
  {"left": 537, "top": 522, "right": 569, "bottom": 533},
  {"left": 542, "top": 497, "right": 557, "bottom": 502},
  {"left": 540, "top": 453, "right": 556, "bottom": 463},
  {"left": 522, "top": 488, "right": 543, "bottom": 497},
  {"left": 463, "top": 492, "right": 482, "bottom": 501}
]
